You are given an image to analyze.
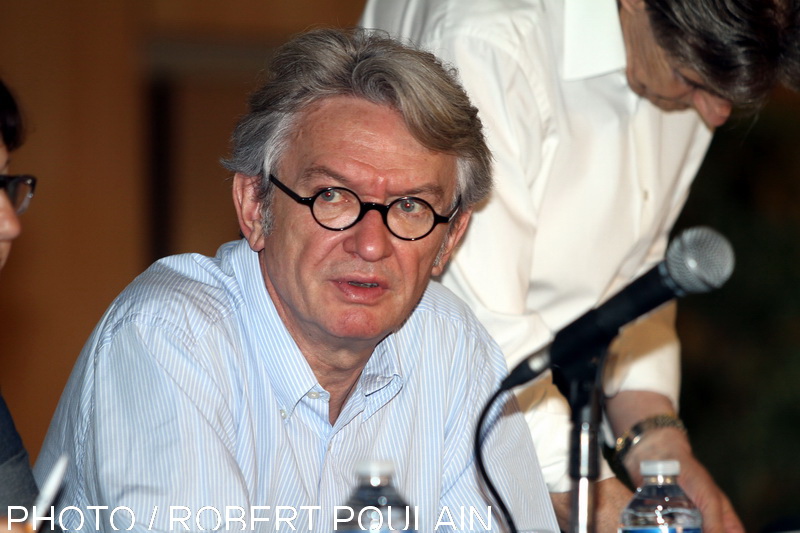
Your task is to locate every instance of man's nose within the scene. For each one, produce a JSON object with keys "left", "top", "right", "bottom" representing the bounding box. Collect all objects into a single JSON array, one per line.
[
  {"left": 0, "top": 193, "right": 22, "bottom": 241},
  {"left": 694, "top": 91, "right": 733, "bottom": 128},
  {"left": 342, "top": 209, "right": 393, "bottom": 262}
]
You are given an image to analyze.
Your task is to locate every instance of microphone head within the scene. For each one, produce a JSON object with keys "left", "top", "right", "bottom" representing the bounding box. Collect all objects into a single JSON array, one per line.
[{"left": 666, "top": 226, "right": 735, "bottom": 294}]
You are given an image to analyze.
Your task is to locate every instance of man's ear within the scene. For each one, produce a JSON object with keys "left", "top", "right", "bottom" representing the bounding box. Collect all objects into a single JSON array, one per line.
[
  {"left": 232, "top": 173, "right": 266, "bottom": 252},
  {"left": 431, "top": 209, "right": 472, "bottom": 277}
]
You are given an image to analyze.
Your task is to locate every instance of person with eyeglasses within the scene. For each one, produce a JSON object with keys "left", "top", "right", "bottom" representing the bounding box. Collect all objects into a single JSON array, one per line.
[
  {"left": 0, "top": 82, "right": 36, "bottom": 273},
  {"left": 1, "top": 79, "right": 40, "bottom": 526},
  {"left": 34, "top": 28, "right": 558, "bottom": 533}
]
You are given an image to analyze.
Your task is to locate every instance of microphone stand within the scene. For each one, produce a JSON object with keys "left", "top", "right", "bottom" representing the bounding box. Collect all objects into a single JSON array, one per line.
[
  {"left": 495, "top": 228, "right": 735, "bottom": 533},
  {"left": 553, "top": 344, "right": 608, "bottom": 533}
]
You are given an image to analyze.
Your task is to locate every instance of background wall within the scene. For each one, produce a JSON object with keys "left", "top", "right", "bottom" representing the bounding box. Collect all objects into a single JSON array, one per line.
[
  {"left": 1, "top": 2, "right": 798, "bottom": 531},
  {"left": 0, "top": 0, "right": 149, "bottom": 463},
  {"left": 0, "top": 0, "right": 364, "bottom": 476},
  {"left": 674, "top": 89, "right": 800, "bottom": 530}
]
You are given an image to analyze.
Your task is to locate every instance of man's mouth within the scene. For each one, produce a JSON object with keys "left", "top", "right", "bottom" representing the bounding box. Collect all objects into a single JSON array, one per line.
[{"left": 348, "top": 281, "right": 379, "bottom": 288}]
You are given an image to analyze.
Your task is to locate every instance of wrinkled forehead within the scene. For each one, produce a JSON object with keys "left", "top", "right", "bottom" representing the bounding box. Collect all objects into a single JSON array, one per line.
[{"left": 283, "top": 96, "right": 458, "bottom": 194}]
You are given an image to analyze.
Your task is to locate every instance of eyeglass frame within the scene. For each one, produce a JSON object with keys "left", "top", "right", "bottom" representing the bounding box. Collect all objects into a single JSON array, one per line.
[
  {"left": 0, "top": 174, "right": 37, "bottom": 215},
  {"left": 268, "top": 174, "right": 460, "bottom": 241}
]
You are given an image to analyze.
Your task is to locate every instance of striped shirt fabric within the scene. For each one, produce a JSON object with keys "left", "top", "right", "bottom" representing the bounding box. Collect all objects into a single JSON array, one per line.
[{"left": 34, "top": 239, "right": 558, "bottom": 532}]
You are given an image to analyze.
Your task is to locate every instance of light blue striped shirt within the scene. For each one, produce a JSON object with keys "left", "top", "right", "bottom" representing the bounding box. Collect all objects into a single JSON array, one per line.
[{"left": 35, "top": 239, "right": 557, "bottom": 532}]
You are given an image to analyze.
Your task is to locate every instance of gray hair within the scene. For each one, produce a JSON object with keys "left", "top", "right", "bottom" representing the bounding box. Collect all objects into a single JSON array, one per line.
[
  {"left": 646, "top": 0, "right": 800, "bottom": 110},
  {"left": 221, "top": 27, "right": 491, "bottom": 233}
]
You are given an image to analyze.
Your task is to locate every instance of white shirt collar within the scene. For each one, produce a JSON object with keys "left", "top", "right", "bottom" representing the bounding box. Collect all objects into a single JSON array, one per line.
[{"left": 562, "top": 0, "right": 626, "bottom": 81}]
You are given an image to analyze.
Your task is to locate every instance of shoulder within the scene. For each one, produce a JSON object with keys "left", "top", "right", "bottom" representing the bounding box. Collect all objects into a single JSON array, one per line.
[
  {"left": 441, "top": 0, "right": 550, "bottom": 43},
  {"left": 96, "top": 242, "right": 244, "bottom": 351},
  {"left": 402, "top": 282, "right": 506, "bottom": 370},
  {"left": 365, "top": 0, "right": 553, "bottom": 57},
  {"left": 392, "top": 284, "right": 513, "bottom": 430},
  {"left": 414, "top": 281, "right": 480, "bottom": 321}
]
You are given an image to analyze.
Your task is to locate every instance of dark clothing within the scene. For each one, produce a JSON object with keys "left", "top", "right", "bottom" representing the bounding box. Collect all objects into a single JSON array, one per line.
[{"left": 0, "top": 392, "right": 38, "bottom": 517}]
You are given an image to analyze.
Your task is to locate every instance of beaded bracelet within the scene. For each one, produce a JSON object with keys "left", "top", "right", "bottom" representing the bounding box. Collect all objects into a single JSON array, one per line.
[{"left": 614, "top": 413, "right": 687, "bottom": 465}]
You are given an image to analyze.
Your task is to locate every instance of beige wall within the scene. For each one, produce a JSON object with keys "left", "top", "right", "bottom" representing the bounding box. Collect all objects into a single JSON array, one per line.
[{"left": 0, "top": 0, "right": 365, "bottom": 460}]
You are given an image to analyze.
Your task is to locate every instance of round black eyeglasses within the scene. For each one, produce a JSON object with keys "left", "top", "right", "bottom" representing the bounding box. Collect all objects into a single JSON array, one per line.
[
  {"left": 269, "top": 174, "right": 459, "bottom": 241},
  {"left": 0, "top": 175, "right": 37, "bottom": 214}
]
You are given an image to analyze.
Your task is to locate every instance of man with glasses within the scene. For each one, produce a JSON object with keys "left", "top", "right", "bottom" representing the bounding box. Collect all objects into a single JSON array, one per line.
[
  {"left": 0, "top": 176, "right": 35, "bottom": 272},
  {"left": 35, "top": 28, "right": 558, "bottom": 532},
  {"left": 1, "top": 78, "right": 39, "bottom": 523},
  {"left": 0, "top": 83, "right": 35, "bottom": 274}
]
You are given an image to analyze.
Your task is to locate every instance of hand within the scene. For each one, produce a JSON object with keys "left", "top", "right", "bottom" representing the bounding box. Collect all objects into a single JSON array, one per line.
[
  {"left": 550, "top": 477, "right": 634, "bottom": 533},
  {"left": 625, "top": 426, "right": 745, "bottom": 533},
  {"left": 607, "top": 391, "right": 745, "bottom": 533}
]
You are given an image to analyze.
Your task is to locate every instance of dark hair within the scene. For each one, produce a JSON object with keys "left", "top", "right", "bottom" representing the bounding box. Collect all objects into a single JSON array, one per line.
[
  {"left": 222, "top": 27, "right": 491, "bottom": 233},
  {"left": 646, "top": 0, "right": 800, "bottom": 109},
  {"left": 0, "top": 79, "right": 24, "bottom": 150}
]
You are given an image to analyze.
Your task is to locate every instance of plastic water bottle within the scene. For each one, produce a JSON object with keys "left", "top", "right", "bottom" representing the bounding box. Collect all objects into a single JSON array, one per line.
[
  {"left": 336, "top": 460, "right": 417, "bottom": 532},
  {"left": 619, "top": 460, "right": 702, "bottom": 533}
]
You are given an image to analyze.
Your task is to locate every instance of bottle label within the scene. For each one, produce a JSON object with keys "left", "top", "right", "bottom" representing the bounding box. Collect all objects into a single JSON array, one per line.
[
  {"left": 338, "top": 528, "right": 418, "bottom": 533},
  {"left": 617, "top": 526, "right": 702, "bottom": 533},
  {"left": 338, "top": 530, "right": 417, "bottom": 532}
]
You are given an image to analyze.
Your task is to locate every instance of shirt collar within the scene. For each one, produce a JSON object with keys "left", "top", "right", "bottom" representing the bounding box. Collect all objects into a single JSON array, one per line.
[
  {"left": 228, "top": 238, "right": 402, "bottom": 414},
  {"left": 562, "top": 0, "right": 626, "bottom": 81},
  {"left": 228, "top": 239, "right": 318, "bottom": 415},
  {"left": 362, "top": 336, "right": 403, "bottom": 396}
]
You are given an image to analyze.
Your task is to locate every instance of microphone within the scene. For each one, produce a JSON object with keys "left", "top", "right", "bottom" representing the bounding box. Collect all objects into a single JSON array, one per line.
[{"left": 500, "top": 226, "right": 735, "bottom": 391}]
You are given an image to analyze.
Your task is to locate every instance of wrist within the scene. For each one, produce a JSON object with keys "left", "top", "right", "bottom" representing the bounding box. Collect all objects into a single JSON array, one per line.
[{"left": 614, "top": 414, "right": 687, "bottom": 474}]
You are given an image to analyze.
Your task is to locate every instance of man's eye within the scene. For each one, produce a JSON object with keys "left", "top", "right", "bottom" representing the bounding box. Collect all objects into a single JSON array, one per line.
[
  {"left": 319, "top": 189, "right": 344, "bottom": 202},
  {"left": 394, "top": 198, "right": 431, "bottom": 216},
  {"left": 676, "top": 71, "right": 704, "bottom": 92},
  {"left": 402, "top": 199, "right": 422, "bottom": 213}
]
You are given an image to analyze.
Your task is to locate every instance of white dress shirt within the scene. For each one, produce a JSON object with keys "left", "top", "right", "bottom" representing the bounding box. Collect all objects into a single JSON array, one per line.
[
  {"left": 34, "top": 239, "right": 558, "bottom": 532},
  {"left": 360, "top": 0, "right": 712, "bottom": 492}
]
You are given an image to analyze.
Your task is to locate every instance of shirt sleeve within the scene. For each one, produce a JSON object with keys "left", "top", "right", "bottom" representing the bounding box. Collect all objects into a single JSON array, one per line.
[
  {"left": 49, "top": 317, "right": 250, "bottom": 533},
  {"left": 434, "top": 31, "right": 554, "bottom": 368},
  {"left": 601, "top": 182, "right": 692, "bottom": 408}
]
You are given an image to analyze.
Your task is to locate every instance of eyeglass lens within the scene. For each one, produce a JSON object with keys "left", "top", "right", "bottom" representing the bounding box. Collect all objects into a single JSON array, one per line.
[
  {"left": 312, "top": 188, "right": 436, "bottom": 240},
  {"left": 1, "top": 176, "right": 36, "bottom": 214}
]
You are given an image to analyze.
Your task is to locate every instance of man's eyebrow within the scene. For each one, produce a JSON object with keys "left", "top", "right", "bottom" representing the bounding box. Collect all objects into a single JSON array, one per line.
[
  {"left": 297, "top": 167, "right": 348, "bottom": 187},
  {"left": 402, "top": 183, "right": 447, "bottom": 200}
]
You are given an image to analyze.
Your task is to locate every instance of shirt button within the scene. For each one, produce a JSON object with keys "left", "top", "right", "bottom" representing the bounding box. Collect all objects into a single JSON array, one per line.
[
  {"left": 280, "top": 409, "right": 287, "bottom": 419},
  {"left": 307, "top": 391, "right": 320, "bottom": 399}
]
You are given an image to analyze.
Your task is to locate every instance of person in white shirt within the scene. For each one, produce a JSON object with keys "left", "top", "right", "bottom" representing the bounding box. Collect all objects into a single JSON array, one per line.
[{"left": 361, "top": 0, "right": 800, "bottom": 531}]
